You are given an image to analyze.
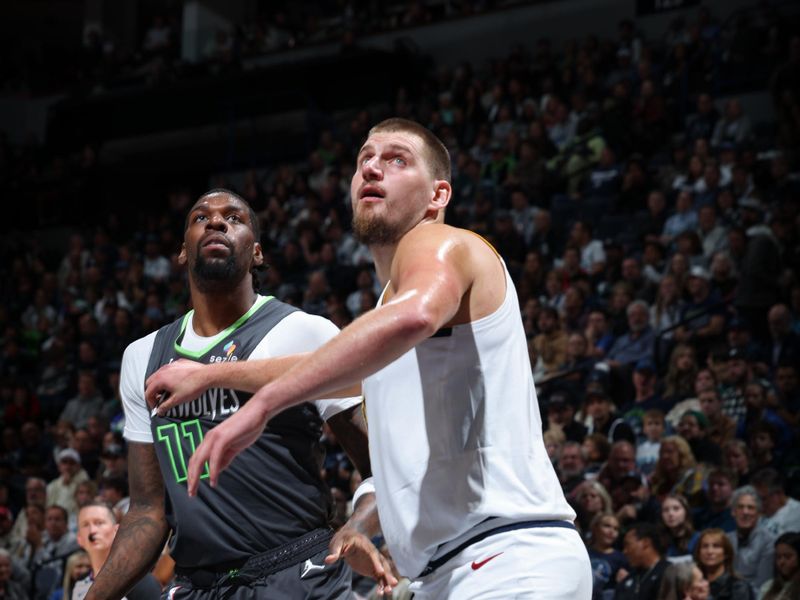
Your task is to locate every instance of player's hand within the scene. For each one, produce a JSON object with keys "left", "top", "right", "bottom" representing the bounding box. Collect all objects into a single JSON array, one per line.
[
  {"left": 185, "top": 400, "right": 267, "bottom": 495},
  {"left": 145, "top": 359, "right": 212, "bottom": 414},
  {"left": 325, "top": 528, "right": 398, "bottom": 595}
]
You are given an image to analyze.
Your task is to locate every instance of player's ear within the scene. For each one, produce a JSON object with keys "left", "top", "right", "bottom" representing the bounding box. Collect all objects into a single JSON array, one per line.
[
  {"left": 178, "top": 243, "right": 187, "bottom": 266},
  {"left": 431, "top": 180, "right": 452, "bottom": 210},
  {"left": 253, "top": 242, "right": 264, "bottom": 267}
]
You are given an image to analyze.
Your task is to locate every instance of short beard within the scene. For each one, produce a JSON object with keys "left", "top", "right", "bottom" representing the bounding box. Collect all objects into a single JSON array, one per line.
[
  {"left": 193, "top": 254, "right": 246, "bottom": 292},
  {"left": 352, "top": 213, "right": 402, "bottom": 246}
]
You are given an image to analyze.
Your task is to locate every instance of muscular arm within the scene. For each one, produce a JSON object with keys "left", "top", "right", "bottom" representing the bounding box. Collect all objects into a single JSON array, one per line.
[
  {"left": 187, "top": 225, "right": 483, "bottom": 490},
  {"left": 146, "top": 354, "right": 361, "bottom": 413},
  {"left": 85, "top": 443, "right": 169, "bottom": 600}
]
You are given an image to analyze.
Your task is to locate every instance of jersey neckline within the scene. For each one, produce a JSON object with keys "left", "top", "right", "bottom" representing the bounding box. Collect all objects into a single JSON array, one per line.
[{"left": 173, "top": 295, "right": 272, "bottom": 358}]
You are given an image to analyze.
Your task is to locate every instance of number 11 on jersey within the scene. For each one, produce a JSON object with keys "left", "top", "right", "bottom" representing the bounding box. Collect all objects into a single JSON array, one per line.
[{"left": 156, "top": 419, "right": 211, "bottom": 484}]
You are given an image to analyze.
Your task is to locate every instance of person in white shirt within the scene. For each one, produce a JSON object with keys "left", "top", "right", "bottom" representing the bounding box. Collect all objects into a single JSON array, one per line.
[
  {"left": 147, "top": 118, "right": 591, "bottom": 599},
  {"left": 751, "top": 469, "right": 800, "bottom": 538}
]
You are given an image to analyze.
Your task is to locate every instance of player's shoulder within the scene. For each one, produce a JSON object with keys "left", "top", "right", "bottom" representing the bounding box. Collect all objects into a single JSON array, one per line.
[
  {"left": 276, "top": 309, "right": 339, "bottom": 334},
  {"left": 123, "top": 329, "right": 160, "bottom": 359},
  {"left": 400, "top": 223, "right": 488, "bottom": 254},
  {"left": 253, "top": 309, "right": 340, "bottom": 358}
]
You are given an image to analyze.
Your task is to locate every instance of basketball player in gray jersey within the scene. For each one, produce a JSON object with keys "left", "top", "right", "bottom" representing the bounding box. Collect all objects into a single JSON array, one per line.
[{"left": 83, "top": 189, "right": 389, "bottom": 599}]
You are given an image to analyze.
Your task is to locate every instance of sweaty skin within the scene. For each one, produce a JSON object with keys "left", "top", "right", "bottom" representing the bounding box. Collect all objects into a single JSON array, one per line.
[
  {"left": 147, "top": 129, "right": 507, "bottom": 590},
  {"left": 91, "top": 192, "right": 393, "bottom": 598}
]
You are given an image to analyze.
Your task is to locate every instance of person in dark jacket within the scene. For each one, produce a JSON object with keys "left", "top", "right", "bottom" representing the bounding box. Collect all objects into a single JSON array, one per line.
[
  {"left": 694, "top": 528, "right": 754, "bottom": 600},
  {"left": 615, "top": 522, "right": 670, "bottom": 600}
]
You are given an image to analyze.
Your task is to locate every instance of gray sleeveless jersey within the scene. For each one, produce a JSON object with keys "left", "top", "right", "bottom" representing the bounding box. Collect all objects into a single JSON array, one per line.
[{"left": 146, "top": 297, "right": 332, "bottom": 569}]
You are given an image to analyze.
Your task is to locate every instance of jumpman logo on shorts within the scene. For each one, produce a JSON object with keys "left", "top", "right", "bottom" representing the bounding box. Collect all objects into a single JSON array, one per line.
[{"left": 300, "top": 559, "right": 326, "bottom": 579}]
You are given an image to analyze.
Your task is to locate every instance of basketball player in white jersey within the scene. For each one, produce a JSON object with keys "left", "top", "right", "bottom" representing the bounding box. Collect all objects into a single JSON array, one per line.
[{"left": 147, "top": 118, "right": 592, "bottom": 598}]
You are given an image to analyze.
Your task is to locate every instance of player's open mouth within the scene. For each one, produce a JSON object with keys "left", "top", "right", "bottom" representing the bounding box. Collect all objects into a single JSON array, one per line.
[{"left": 359, "top": 185, "right": 386, "bottom": 202}]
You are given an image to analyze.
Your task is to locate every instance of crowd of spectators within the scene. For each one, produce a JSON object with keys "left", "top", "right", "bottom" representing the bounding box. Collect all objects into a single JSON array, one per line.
[{"left": 1, "top": 2, "right": 800, "bottom": 599}]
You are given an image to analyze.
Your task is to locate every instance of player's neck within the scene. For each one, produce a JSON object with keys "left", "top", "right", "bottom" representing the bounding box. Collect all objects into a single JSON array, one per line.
[
  {"left": 190, "top": 283, "right": 258, "bottom": 337},
  {"left": 370, "top": 243, "right": 397, "bottom": 287}
]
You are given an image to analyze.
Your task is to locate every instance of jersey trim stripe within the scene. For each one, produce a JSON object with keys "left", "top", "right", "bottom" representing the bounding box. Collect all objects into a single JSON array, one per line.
[{"left": 173, "top": 295, "right": 272, "bottom": 358}]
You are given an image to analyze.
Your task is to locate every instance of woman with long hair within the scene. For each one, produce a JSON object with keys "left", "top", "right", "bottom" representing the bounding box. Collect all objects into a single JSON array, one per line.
[
  {"left": 657, "top": 561, "right": 710, "bottom": 600},
  {"left": 650, "top": 436, "right": 705, "bottom": 505},
  {"left": 759, "top": 532, "right": 800, "bottom": 600},
  {"left": 661, "top": 493, "right": 700, "bottom": 562},
  {"left": 587, "top": 513, "right": 628, "bottom": 600},
  {"left": 573, "top": 480, "right": 613, "bottom": 537},
  {"left": 722, "top": 439, "right": 754, "bottom": 487},
  {"left": 662, "top": 344, "right": 699, "bottom": 404},
  {"left": 694, "top": 528, "right": 753, "bottom": 600},
  {"left": 652, "top": 274, "right": 684, "bottom": 362},
  {"left": 48, "top": 550, "right": 90, "bottom": 600}
]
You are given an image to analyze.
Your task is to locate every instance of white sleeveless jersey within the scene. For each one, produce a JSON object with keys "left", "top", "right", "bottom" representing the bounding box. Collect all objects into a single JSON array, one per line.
[{"left": 363, "top": 262, "right": 575, "bottom": 578}]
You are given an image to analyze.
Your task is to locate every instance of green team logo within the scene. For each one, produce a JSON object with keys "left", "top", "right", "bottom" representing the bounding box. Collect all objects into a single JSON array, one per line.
[{"left": 156, "top": 419, "right": 210, "bottom": 484}]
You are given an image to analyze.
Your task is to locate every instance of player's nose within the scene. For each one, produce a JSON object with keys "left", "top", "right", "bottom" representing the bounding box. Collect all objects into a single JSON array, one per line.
[{"left": 205, "top": 213, "right": 227, "bottom": 231}]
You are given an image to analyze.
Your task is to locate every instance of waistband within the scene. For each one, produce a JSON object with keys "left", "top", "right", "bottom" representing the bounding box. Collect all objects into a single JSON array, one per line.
[
  {"left": 175, "top": 528, "right": 333, "bottom": 588},
  {"left": 418, "top": 519, "right": 576, "bottom": 578}
]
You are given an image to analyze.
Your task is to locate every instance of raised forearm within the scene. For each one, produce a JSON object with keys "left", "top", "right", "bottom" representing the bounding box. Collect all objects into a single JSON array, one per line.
[
  {"left": 205, "top": 354, "right": 310, "bottom": 393},
  {"left": 252, "top": 295, "right": 443, "bottom": 420}
]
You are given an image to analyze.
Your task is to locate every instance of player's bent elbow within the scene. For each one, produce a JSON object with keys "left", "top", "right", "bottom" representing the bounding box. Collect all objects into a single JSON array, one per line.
[{"left": 399, "top": 304, "right": 442, "bottom": 341}]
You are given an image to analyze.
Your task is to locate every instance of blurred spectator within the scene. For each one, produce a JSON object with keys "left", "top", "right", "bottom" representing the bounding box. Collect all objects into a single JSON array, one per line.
[
  {"left": 698, "top": 387, "right": 735, "bottom": 447},
  {"left": 620, "top": 359, "right": 665, "bottom": 441},
  {"left": 10, "top": 478, "right": 46, "bottom": 547},
  {"left": 588, "top": 513, "right": 628, "bottom": 600},
  {"left": 726, "top": 485, "right": 776, "bottom": 597},
  {"left": 694, "top": 528, "right": 753, "bottom": 600},
  {"left": 585, "top": 308, "right": 615, "bottom": 359},
  {"left": 676, "top": 410, "right": 721, "bottom": 466},
  {"left": 697, "top": 205, "right": 728, "bottom": 258},
  {"left": 569, "top": 221, "right": 606, "bottom": 278},
  {"left": 45, "top": 450, "right": 88, "bottom": 519},
  {"left": 693, "top": 468, "right": 737, "bottom": 532},
  {"left": 662, "top": 189, "right": 699, "bottom": 248},
  {"left": 658, "top": 561, "right": 710, "bottom": 600},
  {"left": 616, "top": 522, "right": 669, "bottom": 600},
  {"left": 0, "top": 549, "right": 25, "bottom": 600},
  {"left": 674, "top": 266, "right": 725, "bottom": 360},
  {"left": 532, "top": 306, "right": 567, "bottom": 374},
  {"left": 758, "top": 532, "right": 800, "bottom": 600},
  {"left": 751, "top": 469, "right": 800, "bottom": 538},
  {"left": 685, "top": 93, "right": 719, "bottom": 143},
  {"left": 766, "top": 305, "right": 800, "bottom": 372},
  {"left": 636, "top": 409, "right": 665, "bottom": 476},
  {"left": 711, "top": 99, "right": 752, "bottom": 149},
  {"left": 51, "top": 550, "right": 90, "bottom": 600},
  {"left": 607, "top": 300, "right": 656, "bottom": 367},
  {"left": 58, "top": 373, "right": 105, "bottom": 430},
  {"left": 29, "top": 505, "right": 79, "bottom": 599},
  {"left": 660, "top": 493, "right": 699, "bottom": 562},
  {"left": 661, "top": 344, "right": 698, "bottom": 405},
  {"left": 556, "top": 440, "right": 587, "bottom": 494},
  {"left": 545, "top": 389, "right": 587, "bottom": 445},
  {"left": 650, "top": 436, "right": 704, "bottom": 506}
]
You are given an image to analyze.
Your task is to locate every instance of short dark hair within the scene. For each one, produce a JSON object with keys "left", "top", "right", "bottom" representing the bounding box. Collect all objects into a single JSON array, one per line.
[
  {"left": 187, "top": 188, "right": 261, "bottom": 243},
  {"left": 751, "top": 468, "right": 785, "bottom": 494},
  {"left": 368, "top": 118, "right": 451, "bottom": 182},
  {"left": 46, "top": 504, "right": 68, "bottom": 522},
  {"left": 101, "top": 475, "right": 128, "bottom": 497},
  {"left": 627, "top": 522, "right": 665, "bottom": 555}
]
